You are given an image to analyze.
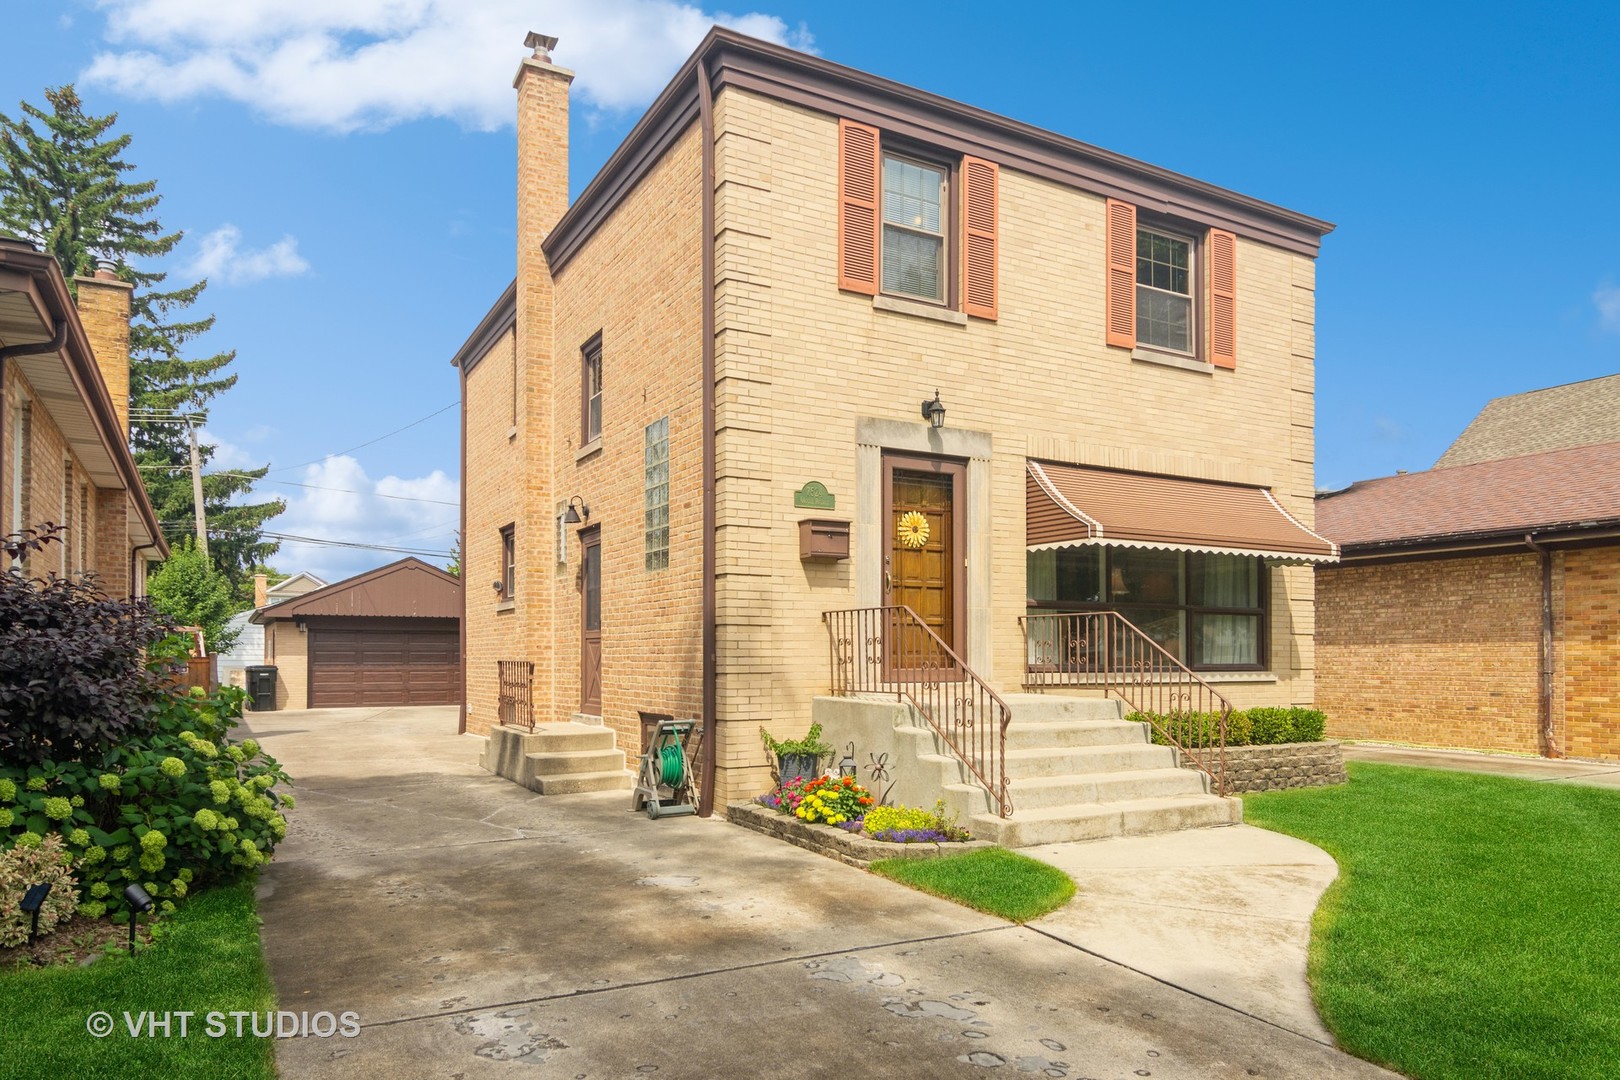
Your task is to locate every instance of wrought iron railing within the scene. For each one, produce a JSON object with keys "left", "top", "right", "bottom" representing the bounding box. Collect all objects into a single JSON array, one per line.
[
  {"left": 1019, "top": 611, "right": 1230, "bottom": 795},
  {"left": 497, "top": 660, "right": 535, "bottom": 730},
  {"left": 822, "top": 606, "right": 1012, "bottom": 817}
]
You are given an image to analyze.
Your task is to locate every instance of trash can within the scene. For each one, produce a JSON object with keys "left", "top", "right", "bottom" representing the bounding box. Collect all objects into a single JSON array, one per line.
[{"left": 245, "top": 665, "right": 278, "bottom": 712}]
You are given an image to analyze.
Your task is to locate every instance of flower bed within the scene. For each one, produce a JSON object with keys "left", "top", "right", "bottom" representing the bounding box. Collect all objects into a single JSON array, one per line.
[{"left": 732, "top": 775, "right": 989, "bottom": 868}]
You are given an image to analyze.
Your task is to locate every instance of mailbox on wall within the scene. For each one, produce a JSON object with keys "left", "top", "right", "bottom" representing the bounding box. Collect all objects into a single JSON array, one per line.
[{"left": 799, "top": 518, "right": 851, "bottom": 562}]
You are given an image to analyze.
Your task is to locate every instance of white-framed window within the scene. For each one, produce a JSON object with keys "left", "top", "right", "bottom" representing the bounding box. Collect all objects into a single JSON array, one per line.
[
  {"left": 644, "top": 417, "right": 669, "bottom": 571},
  {"left": 581, "top": 334, "right": 603, "bottom": 445},
  {"left": 499, "top": 524, "right": 516, "bottom": 601},
  {"left": 881, "top": 153, "right": 948, "bottom": 303},
  {"left": 1136, "top": 227, "right": 1194, "bottom": 354}
]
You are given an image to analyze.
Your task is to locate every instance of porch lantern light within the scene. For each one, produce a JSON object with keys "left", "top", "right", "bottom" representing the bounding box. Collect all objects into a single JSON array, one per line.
[
  {"left": 124, "top": 883, "right": 154, "bottom": 954},
  {"left": 921, "top": 390, "right": 946, "bottom": 429},
  {"left": 563, "top": 496, "right": 591, "bottom": 525},
  {"left": 20, "top": 882, "right": 52, "bottom": 946},
  {"left": 838, "top": 741, "right": 859, "bottom": 779}
]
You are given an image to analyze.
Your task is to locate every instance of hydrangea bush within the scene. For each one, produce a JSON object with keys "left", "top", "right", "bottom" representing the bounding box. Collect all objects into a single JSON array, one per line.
[{"left": 0, "top": 685, "right": 292, "bottom": 921}]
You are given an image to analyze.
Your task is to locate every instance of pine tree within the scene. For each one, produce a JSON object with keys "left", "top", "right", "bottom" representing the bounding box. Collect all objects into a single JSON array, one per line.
[{"left": 0, "top": 86, "right": 283, "bottom": 601}]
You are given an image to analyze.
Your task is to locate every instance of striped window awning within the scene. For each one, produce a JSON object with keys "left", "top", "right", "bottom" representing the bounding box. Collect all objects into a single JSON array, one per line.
[{"left": 1026, "top": 461, "right": 1339, "bottom": 564}]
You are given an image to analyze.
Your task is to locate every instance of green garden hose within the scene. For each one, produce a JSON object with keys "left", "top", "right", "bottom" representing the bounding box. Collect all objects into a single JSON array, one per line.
[{"left": 658, "top": 743, "right": 685, "bottom": 787}]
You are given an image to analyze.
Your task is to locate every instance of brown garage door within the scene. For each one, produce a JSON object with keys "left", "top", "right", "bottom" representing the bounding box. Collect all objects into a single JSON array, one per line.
[{"left": 308, "top": 621, "right": 460, "bottom": 707}]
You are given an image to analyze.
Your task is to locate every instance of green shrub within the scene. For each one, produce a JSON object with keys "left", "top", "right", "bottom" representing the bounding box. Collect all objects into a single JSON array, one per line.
[
  {"left": 0, "top": 686, "right": 292, "bottom": 919},
  {"left": 0, "top": 833, "right": 79, "bottom": 946},
  {"left": 1245, "top": 707, "right": 1328, "bottom": 744},
  {"left": 861, "top": 801, "right": 972, "bottom": 843}
]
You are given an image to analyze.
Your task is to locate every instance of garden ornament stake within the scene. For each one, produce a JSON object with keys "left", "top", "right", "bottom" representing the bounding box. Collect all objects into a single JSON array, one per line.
[{"left": 20, "top": 882, "right": 52, "bottom": 946}]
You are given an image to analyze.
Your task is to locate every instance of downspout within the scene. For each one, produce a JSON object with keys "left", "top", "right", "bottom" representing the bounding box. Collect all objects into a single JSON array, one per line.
[
  {"left": 697, "top": 57, "right": 718, "bottom": 816},
  {"left": 131, "top": 542, "right": 162, "bottom": 599},
  {"left": 457, "top": 363, "right": 469, "bottom": 735},
  {"left": 1523, "top": 533, "right": 1560, "bottom": 758}
]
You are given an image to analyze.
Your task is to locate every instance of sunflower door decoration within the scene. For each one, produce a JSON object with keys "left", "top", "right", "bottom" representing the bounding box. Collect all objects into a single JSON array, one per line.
[{"left": 896, "top": 510, "right": 931, "bottom": 549}]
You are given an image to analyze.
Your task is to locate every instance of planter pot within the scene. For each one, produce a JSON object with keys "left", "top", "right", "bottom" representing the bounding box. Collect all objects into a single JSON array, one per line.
[{"left": 778, "top": 753, "right": 823, "bottom": 786}]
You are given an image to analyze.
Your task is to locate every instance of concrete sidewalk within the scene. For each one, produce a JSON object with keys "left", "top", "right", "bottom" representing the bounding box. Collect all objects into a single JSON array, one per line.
[
  {"left": 247, "top": 707, "right": 1396, "bottom": 1079},
  {"left": 1343, "top": 743, "right": 1620, "bottom": 788}
]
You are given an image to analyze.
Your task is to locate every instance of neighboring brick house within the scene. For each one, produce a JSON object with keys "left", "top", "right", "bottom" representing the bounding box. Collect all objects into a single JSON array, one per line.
[
  {"left": 1, "top": 238, "right": 166, "bottom": 590},
  {"left": 454, "top": 29, "right": 1337, "bottom": 811},
  {"left": 1316, "top": 377, "right": 1620, "bottom": 761}
]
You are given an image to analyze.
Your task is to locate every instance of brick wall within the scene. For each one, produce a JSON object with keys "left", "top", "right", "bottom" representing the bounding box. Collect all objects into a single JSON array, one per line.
[
  {"left": 1180, "top": 741, "right": 1346, "bottom": 794},
  {"left": 1563, "top": 546, "right": 1620, "bottom": 759},
  {"left": 1318, "top": 553, "right": 1553, "bottom": 755},
  {"left": 266, "top": 621, "right": 309, "bottom": 710}
]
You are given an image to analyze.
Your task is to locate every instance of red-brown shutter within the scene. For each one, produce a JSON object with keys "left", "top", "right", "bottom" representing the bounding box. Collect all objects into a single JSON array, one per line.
[
  {"left": 837, "top": 119, "right": 881, "bottom": 295},
  {"left": 1104, "top": 199, "right": 1136, "bottom": 349},
  {"left": 961, "top": 155, "right": 998, "bottom": 320},
  {"left": 1209, "top": 229, "right": 1237, "bottom": 369}
]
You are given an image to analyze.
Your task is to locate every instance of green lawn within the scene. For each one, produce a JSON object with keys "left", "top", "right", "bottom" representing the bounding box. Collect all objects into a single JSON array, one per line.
[
  {"left": 1245, "top": 762, "right": 1620, "bottom": 1080},
  {"left": 872, "top": 847, "right": 1075, "bottom": 922},
  {"left": 0, "top": 879, "right": 277, "bottom": 1079}
]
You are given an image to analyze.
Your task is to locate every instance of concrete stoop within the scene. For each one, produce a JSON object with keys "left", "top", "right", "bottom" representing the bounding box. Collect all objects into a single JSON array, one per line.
[
  {"left": 813, "top": 692, "right": 1239, "bottom": 849},
  {"left": 480, "top": 722, "right": 633, "bottom": 795}
]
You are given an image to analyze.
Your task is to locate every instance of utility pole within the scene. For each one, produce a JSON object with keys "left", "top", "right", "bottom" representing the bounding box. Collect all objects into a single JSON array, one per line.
[{"left": 187, "top": 416, "right": 208, "bottom": 557}]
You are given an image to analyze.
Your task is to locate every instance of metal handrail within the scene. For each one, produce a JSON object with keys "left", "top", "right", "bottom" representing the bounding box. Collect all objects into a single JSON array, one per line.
[
  {"left": 497, "top": 660, "right": 535, "bottom": 730},
  {"left": 1019, "top": 611, "right": 1230, "bottom": 795},
  {"left": 822, "top": 606, "right": 1012, "bottom": 817}
]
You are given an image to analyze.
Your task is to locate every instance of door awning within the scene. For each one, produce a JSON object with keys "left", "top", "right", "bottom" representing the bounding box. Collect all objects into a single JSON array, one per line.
[{"left": 1027, "top": 461, "right": 1339, "bottom": 564}]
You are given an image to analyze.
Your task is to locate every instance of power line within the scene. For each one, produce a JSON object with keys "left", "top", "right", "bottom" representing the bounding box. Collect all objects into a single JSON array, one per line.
[
  {"left": 269, "top": 401, "right": 458, "bottom": 473},
  {"left": 155, "top": 522, "right": 452, "bottom": 559},
  {"left": 134, "top": 465, "right": 459, "bottom": 507}
]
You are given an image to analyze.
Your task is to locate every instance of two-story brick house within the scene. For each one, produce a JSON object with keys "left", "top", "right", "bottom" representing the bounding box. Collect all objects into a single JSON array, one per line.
[{"left": 454, "top": 29, "right": 1336, "bottom": 828}]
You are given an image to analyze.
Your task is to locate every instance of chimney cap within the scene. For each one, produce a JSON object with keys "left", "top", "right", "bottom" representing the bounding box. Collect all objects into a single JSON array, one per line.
[
  {"left": 524, "top": 32, "right": 558, "bottom": 62},
  {"left": 94, "top": 256, "right": 119, "bottom": 280}
]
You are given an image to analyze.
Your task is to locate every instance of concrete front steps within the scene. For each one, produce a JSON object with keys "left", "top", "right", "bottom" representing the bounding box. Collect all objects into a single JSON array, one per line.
[
  {"left": 480, "top": 722, "right": 633, "bottom": 794},
  {"left": 959, "top": 695, "right": 1240, "bottom": 848}
]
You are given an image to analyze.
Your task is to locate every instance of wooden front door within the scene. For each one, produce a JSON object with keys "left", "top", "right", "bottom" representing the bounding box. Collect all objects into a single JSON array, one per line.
[
  {"left": 580, "top": 527, "right": 602, "bottom": 714},
  {"left": 883, "top": 454, "right": 966, "bottom": 674}
]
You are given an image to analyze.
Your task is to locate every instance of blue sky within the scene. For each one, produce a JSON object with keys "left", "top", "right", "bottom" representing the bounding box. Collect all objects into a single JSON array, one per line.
[{"left": 5, "top": 2, "right": 1618, "bottom": 581}]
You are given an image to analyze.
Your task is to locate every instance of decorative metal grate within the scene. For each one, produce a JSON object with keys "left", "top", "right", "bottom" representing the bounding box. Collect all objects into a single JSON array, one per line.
[
  {"left": 822, "top": 606, "right": 1012, "bottom": 817},
  {"left": 496, "top": 660, "right": 535, "bottom": 730},
  {"left": 1020, "top": 611, "right": 1230, "bottom": 795}
]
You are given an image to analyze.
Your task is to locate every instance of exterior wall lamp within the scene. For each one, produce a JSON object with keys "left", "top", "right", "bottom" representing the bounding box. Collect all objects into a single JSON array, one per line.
[
  {"left": 921, "top": 390, "right": 946, "bottom": 429},
  {"left": 563, "top": 496, "right": 591, "bottom": 525}
]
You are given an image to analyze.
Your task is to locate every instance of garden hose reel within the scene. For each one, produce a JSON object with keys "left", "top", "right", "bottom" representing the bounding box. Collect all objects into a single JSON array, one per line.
[{"left": 632, "top": 716, "right": 700, "bottom": 819}]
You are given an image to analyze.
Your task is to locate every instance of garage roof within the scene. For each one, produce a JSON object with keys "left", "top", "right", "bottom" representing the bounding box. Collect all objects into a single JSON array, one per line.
[{"left": 253, "top": 557, "right": 460, "bottom": 621}]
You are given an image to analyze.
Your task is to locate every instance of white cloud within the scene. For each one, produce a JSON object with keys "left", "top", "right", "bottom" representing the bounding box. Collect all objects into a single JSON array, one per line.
[
  {"left": 83, "top": 0, "right": 815, "bottom": 132},
  {"left": 198, "top": 428, "right": 260, "bottom": 470},
  {"left": 1595, "top": 282, "right": 1620, "bottom": 334},
  {"left": 188, "top": 224, "right": 310, "bottom": 284},
  {"left": 265, "top": 455, "right": 459, "bottom": 582}
]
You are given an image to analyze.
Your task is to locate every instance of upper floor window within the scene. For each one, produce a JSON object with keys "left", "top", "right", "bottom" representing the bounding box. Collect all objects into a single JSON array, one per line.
[
  {"left": 644, "top": 417, "right": 669, "bottom": 571},
  {"left": 1136, "top": 228, "right": 1194, "bottom": 355},
  {"left": 881, "top": 154, "right": 947, "bottom": 303},
  {"left": 581, "top": 334, "right": 603, "bottom": 445}
]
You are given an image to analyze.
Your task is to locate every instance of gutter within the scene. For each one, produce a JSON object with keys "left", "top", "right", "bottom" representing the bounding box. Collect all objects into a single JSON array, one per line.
[
  {"left": 1522, "top": 533, "right": 1561, "bottom": 758},
  {"left": 0, "top": 320, "right": 68, "bottom": 518},
  {"left": 697, "top": 57, "right": 717, "bottom": 817}
]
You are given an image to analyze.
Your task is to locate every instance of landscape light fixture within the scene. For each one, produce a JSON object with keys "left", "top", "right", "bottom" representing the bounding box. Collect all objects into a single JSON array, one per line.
[
  {"left": 563, "top": 496, "right": 591, "bottom": 525},
  {"left": 921, "top": 390, "right": 946, "bottom": 429},
  {"left": 124, "top": 883, "right": 154, "bottom": 954},
  {"left": 838, "top": 742, "right": 859, "bottom": 779},
  {"left": 20, "top": 882, "right": 52, "bottom": 946}
]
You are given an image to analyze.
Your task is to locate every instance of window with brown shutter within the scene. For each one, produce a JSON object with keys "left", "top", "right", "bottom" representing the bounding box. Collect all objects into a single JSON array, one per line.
[
  {"left": 837, "top": 119, "right": 881, "bottom": 295},
  {"left": 1209, "top": 229, "right": 1237, "bottom": 369},
  {"left": 961, "top": 156, "right": 998, "bottom": 320},
  {"left": 1105, "top": 199, "right": 1137, "bottom": 349}
]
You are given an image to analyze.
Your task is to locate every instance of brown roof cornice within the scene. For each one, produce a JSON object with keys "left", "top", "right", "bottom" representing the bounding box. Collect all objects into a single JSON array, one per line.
[
  {"left": 0, "top": 240, "right": 167, "bottom": 556},
  {"left": 448, "top": 278, "right": 517, "bottom": 374},
  {"left": 542, "top": 28, "right": 1334, "bottom": 272}
]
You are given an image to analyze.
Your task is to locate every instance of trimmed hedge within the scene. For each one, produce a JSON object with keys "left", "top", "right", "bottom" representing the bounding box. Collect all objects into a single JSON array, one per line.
[{"left": 1128, "top": 706, "right": 1328, "bottom": 748}]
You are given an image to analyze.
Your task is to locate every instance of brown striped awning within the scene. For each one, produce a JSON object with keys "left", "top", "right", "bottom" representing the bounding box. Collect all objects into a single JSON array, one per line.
[{"left": 1026, "top": 461, "right": 1339, "bottom": 564}]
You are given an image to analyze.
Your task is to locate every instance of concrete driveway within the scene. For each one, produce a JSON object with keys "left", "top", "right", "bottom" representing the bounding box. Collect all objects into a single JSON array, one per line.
[{"left": 248, "top": 707, "right": 1397, "bottom": 1079}]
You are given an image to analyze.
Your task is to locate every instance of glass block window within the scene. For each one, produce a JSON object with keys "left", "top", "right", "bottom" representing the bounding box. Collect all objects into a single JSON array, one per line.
[
  {"left": 644, "top": 417, "right": 669, "bottom": 571},
  {"left": 1136, "top": 228, "right": 1193, "bottom": 353},
  {"left": 881, "top": 155, "right": 947, "bottom": 302}
]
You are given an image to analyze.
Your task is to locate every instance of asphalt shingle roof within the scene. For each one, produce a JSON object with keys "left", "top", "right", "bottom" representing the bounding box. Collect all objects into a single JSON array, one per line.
[
  {"left": 1317, "top": 439, "right": 1620, "bottom": 549},
  {"left": 1436, "top": 373, "right": 1620, "bottom": 468}
]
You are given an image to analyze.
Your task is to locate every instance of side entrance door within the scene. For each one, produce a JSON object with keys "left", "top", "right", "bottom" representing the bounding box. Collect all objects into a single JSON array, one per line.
[
  {"left": 882, "top": 453, "right": 966, "bottom": 677},
  {"left": 580, "top": 526, "right": 602, "bottom": 714}
]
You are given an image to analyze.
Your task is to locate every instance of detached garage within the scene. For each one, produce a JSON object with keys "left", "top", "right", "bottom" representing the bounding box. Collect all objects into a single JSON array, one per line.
[{"left": 251, "top": 558, "right": 462, "bottom": 709}]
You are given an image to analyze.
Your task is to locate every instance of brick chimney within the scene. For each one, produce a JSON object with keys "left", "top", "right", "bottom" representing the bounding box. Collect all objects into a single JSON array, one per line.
[
  {"left": 73, "top": 260, "right": 134, "bottom": 436},
  {"left": 513, "top": 32, "right": 572, "bottom": 659},
  {"left": 254, "top": 572, "right": 268, "bottom": 608}
]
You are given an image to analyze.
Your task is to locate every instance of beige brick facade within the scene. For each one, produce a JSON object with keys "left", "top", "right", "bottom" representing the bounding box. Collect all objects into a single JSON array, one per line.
[
  {"left": 1318, "top": 546, "right": 1620, "bottom": 761},
  {"left": 462, "top": 39, "right": 1329, "bottom": 806}
]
